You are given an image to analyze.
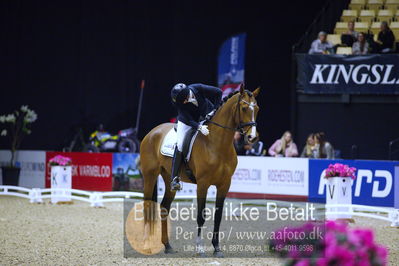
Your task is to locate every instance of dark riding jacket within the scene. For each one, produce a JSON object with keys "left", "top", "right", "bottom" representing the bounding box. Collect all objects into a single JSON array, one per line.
[{"left": 173, "top": 83, "right": 222, "bottom": 129}]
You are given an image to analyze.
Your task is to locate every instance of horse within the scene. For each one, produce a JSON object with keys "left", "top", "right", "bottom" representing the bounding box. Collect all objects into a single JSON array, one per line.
[{"left": 140, "top": 85, "right": 260, "bottom": 257}]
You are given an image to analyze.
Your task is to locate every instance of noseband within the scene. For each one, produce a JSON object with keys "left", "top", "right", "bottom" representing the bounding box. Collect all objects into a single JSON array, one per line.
[{"left": 206, "top": 93, "right": 257, "bottom": 135}]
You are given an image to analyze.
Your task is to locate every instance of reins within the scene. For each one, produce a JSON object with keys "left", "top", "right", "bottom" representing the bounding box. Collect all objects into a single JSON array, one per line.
[{"left": 205, "top": 93, "right": 257, "bottom": 135}]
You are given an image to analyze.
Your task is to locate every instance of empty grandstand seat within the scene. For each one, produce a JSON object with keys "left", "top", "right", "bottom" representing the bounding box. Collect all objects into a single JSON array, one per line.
[
  {"left": 367, "top": 0, "right": 384, "bottom": 12},
  {"left": 327, "top": 34, "right": 342, "bottom": 45},
  {"left": 359, "top": 10, "right": 376, "bottom": 23},
  {"left": 385, "top": 0, "right": 399, "bottom": 13},
  {"left": 369, "top": 21, "right": 382, "bottom": 35},
  {"left": 341, "top": 9, "right": 358, "bottom": 22},
  {"left": 335, "top": 22, "right": 349, "bottom": 34},
  {"left": 390, "top": 21, "right": 399, "bottom": 41},
  {"left": 354, "top": 21, "right": 370, "bottom": 32},
  {"left": 349, "top": 0, "right": 366, "bottom": 11},
  {"left": 336, "top": 47, "right": 353, "bottom": 54},
  {"left": 377, "top": 9, "right": 394, "bottom": 22}
]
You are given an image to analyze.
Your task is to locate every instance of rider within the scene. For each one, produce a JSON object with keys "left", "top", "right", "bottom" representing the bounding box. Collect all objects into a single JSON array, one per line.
[{"left": 170, "top": 83, "right": 222, "bottom": 191}]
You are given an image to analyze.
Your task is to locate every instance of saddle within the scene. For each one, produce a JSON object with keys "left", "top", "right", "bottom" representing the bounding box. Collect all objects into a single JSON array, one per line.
[{"left": 160, "top": 123, "right": 201, "bottom": 162}]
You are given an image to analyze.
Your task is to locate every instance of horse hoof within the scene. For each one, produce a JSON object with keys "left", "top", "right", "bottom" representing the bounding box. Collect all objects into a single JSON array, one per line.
[
  {"left": 213, "top": 250, "right": 224, "bottom": 258},
  {"left": 196, "top": 252, "right": 206, "bottom": 258},
  {"left": 164, "top": 247, "right": 177, "bottom": 254}
]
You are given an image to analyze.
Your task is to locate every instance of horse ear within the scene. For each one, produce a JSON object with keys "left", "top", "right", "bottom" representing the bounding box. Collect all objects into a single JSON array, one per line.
[
  {"left": 253, "top": 87, "right": 261, "bottom": 97},
  {"left": 239, "top": 83, "right": 245, "bottom": 95}
]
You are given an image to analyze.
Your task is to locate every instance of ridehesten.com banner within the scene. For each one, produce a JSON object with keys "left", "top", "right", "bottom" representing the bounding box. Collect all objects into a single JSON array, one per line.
[{"left": 296, "top": 54, "right": 399, "bottom": 94}]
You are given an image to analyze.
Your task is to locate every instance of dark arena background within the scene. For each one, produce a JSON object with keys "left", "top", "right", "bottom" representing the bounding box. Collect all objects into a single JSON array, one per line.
[
  {"left": 1, "top": 0, "right": 334, "bottom": 157},
  {"left": 1, "top": 0, "right": 399, "bottom": 265}
]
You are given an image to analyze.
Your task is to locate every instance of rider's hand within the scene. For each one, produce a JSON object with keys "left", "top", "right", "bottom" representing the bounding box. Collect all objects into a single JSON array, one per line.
[{"left": 198, "top": 125, "right": 209, "bottom": 136}]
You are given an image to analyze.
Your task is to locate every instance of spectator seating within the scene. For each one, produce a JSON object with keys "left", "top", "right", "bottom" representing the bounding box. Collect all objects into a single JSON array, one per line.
[
  {"left": 317, "top": 0, "right": 399, "bottom": 52},
  {"left": 359, "top": 10, "right": 376, "bottom": 23},
  {"left": 337, "top": 47, "right": 353, "bottom": 54},
  {"left": 377, "top": 9, "right": 394, "bottom": 22},
  {"left": 385, "top": 0, "right": 399, "bottom": 12},
  {"left": 391, "top": 21, "right": 399, "bottom": 40},
  {"left": 341, "top": 10, "right": 358, "bottom": 22},
  {"left": 370, "top": 21, "right": 382, "bottom": 35},
  {"left": 367, "top": 0, "right": 384, "bottom": 12},
  {"left": 349, "top": 0, "right": 366, "bottom": 11},
  {"left": 327, "top": 34, "right": 342, "bottom": 45},
  {"left": 354, "top": 22, "right": 370, "bottom": 32},
  {"left": 335, "top": 22, "right": 349, "bottom": 34}
]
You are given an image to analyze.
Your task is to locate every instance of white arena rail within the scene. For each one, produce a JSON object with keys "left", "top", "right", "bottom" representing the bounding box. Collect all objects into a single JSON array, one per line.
[
  {"left": 1, "top": 185, "right": 399, "bottom": 226},
  {"left": 0, "top": 185, "right": 199, "bottom": 207},
  {"left": 326, "top": 203, "right": 399, "bottom": 226}
]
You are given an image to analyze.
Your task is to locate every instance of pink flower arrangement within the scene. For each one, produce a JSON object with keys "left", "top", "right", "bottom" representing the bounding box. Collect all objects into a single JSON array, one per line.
[
  {"left": 325, "top": 163, "right": 356, "bottom": 180},
  {"left": 269, "top": 221, "right": 388, "bottom": 266},
  {"left": 49, "top": 155, "right": 72, "bottom": 166}
]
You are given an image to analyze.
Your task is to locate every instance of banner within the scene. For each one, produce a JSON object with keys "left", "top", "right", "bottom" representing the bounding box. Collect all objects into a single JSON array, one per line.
[
  {"left": 112, "top": 153, "right": 142, "bottom": 191},
  {"left": 296, "top": 54, "right": 399, "bottom": 94},
  {"left": 218, "top": 33, "right": 246, "bottom": 97},
  {"left": 0, "top": 150, "right": 46, "bottom": 188},
  {"left": 309, "top": 159, "right": 397, "bottom": 207},
  {"left": 46, "top": 152, "right": 113, "bottom": 191},
  {"left": 227, "top": 157, "right": 309, "bottom": 200}
]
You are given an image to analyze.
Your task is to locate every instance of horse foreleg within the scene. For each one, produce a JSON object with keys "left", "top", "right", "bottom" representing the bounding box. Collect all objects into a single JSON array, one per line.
[
  {"left": 212, "top": 184, "right": 229, "bottom": 258},
  {"left": 196, "top": 184, "right": 209, "bottom": 257}
]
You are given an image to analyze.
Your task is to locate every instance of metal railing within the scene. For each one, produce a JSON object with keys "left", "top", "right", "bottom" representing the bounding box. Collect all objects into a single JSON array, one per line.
[{"left": 292, "top": 0, "right": 350, "bottom": 53}]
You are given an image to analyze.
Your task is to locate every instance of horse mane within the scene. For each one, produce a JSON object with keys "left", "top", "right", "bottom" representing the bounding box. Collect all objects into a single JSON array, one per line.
[
  {"left": 218, "top": 90, "right": 253, "bottom": 110},
  {"left": 209, "top": 90, "right": 252, "bottom": 120}
]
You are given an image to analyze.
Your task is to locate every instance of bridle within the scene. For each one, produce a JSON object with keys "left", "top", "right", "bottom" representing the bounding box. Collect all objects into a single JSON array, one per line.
[{"left": 206, "top": 93, "right": 257, "bottom": 135}]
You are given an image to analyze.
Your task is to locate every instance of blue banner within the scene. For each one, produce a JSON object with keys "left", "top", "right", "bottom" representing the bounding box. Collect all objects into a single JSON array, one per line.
[
  {"left": 309, "top": 159, "right": 398, "bottom": 207},
  {"left": 218, "top": 33, "right": 246, "bottom": 97},
  {"left": 296, "top": 54, "right": 399, "bottom": 94}
]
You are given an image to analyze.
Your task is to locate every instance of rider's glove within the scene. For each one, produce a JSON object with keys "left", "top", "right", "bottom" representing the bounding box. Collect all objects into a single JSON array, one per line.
[{"left": 198, "top": 125, "right": 209, "bottom": 136}]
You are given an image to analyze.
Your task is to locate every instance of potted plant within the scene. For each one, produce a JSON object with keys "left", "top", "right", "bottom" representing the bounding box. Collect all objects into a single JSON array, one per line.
[
  {"left": 324, "top": 163, "right": 356, "bottom": 220},
  {"left": 269, "top": 221, "right": 388, "bottom": 266},
  {"left": 0, "top": 105, "right": 38, "bottom": 186},
  {"left": 49, "top": 155, "right": 72, "bottom": 203}
]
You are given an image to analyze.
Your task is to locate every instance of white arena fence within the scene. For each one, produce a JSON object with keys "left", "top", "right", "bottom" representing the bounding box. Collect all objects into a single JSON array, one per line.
[
  {"left": 0, "top": 185, "right": 196, "bottom": 207},
  {"left": 1, "top": 185, "right": 399, "bottom": 227}
]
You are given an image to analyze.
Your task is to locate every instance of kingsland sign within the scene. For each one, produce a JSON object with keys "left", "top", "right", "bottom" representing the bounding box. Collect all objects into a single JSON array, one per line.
[
  {"left": 310, "top": 64, "right": 399, "bottom": 85},
  {"left": 296, "top": 54, "right": 399, "bottom": 94}
]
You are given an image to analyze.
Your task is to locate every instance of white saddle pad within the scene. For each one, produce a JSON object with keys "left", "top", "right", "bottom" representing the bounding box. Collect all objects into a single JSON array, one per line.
[{"left": 160, "top": 127, "right": 199, "bottom": 162}]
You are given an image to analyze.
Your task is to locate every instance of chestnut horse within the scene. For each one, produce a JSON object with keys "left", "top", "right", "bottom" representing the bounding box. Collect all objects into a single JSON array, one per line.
[{"left": 140, "top": 85, "right": 260, "bottom": 257}]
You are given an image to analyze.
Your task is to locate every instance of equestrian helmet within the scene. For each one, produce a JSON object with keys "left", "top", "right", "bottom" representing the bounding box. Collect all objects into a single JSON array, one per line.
[{"left": 171, "top": 83, "right": 189, "bottom": 103}]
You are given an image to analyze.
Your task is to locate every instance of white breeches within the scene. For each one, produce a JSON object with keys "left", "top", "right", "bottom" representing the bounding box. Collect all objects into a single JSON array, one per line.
[{"left": 176, "top": 121, "right": 192, "bottom": 152}]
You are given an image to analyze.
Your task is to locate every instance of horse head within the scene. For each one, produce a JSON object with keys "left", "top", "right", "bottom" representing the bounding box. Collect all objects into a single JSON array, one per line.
[{"left": 233, "top": 84, "right": 260, "bottom": 144}]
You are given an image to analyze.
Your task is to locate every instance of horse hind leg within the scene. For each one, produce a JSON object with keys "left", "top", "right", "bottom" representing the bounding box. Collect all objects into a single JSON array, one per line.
[
  {"left": 160, "top": 168, "right": 177, "bottom": 254},
  {"left": 142, "top": 164, "right": 160, "bottom": 239}
]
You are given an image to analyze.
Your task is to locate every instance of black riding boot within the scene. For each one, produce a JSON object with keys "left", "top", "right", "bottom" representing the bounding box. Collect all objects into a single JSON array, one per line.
[{"left": 171, "top": 148, "right": 183, "bottom": 191}]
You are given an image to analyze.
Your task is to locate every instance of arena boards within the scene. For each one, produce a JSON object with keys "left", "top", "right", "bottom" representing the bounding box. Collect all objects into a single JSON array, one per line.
[{"left": 0, "top": 150, "right": 398, "bottom": 208}]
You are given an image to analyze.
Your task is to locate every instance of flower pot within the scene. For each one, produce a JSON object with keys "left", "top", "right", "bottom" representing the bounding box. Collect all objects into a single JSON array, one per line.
[
  {"left": 326, "top": 177, "right": 352, "bottom": 220},
  {"left": 51, "top": 166, "right": 72, "bottom": 203},
  {"left": 1, "top": 166, "right": 21, "bottom": 186}
]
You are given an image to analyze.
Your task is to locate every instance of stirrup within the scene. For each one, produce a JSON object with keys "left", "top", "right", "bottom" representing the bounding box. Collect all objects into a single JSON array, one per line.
[{"left": 171, "top": 177, "right": 182, "bottom": 191}]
